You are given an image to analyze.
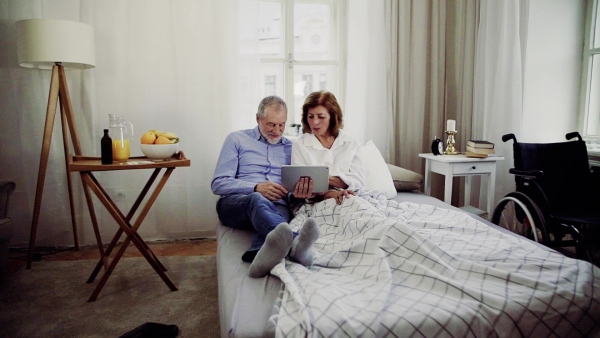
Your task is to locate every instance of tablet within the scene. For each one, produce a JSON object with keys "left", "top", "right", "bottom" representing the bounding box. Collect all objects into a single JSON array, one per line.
[{"left": 281, "top": 165, "right": 329, "bottom": 193}]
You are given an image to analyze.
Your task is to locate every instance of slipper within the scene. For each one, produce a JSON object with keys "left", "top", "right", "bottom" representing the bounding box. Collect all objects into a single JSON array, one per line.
[{"left": 118, "top": 322, "right": 179, "bottom": 338}]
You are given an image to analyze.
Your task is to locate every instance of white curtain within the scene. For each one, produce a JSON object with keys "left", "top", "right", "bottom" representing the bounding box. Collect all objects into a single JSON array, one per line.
[
  {"left": 344, "top": 0, "right": 389, "bottom": 152},
  {"left": 0, "top": 0, "right": 241, "bottom": 247},
  {"left": 472, "top": 0, "right": 529, "bottom": 208}
]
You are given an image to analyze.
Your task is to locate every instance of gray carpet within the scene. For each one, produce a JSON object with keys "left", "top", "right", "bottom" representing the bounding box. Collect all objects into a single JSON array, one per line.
[{"left": 0, "top": 255, "right": 219, "bottom": 337}]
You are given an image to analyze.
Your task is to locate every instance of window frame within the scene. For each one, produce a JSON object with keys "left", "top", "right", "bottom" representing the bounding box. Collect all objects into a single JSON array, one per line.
[
  {"left": 579, "top": 0, "right": 600, "bottom": 148},
  {"left": 259, "top": 0, "right": 347, "bottom": 128}
]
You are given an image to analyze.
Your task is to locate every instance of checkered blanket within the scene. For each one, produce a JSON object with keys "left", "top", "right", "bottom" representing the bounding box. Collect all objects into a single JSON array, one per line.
[{"left": 270, "top": 192, "right": 600, "bottom": 338}]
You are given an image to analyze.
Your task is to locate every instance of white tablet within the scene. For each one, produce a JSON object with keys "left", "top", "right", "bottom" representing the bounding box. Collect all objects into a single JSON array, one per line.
[{"left": 281, "top": 165, "right": 329, "bottom": 193}]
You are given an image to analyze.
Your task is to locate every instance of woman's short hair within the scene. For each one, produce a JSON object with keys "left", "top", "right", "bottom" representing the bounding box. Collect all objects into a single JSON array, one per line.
[
  {"left": 301, "top": 91, "right": 343, "bottom": 137},
  {"left": 256, "top": 96, "right": 287, "bottom": 120}
]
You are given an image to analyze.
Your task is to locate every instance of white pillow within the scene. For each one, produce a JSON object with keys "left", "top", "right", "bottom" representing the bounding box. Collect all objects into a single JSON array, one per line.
[{"left": 359, "top": 140, "right": 397, "bottom": 199}]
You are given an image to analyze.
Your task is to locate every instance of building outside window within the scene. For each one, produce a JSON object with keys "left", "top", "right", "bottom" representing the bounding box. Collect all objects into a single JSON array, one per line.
[
  {"left": 302, "top": 74, "right": 313, "bottom": 96},
  {"left": 265, "top": 75, "right": 277, "bottom": 96},
  {"left": 319, "top": 73, "right": 327, "bottom": 90}
]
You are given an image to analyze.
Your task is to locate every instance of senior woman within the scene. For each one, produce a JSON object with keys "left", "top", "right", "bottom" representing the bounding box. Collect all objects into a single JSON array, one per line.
[{"left": 291, "top": 91, "right": 365, "bottom": 204}]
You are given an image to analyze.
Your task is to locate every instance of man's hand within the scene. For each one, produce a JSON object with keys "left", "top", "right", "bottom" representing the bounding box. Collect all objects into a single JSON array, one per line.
[
  {"left": 292, "top": 177, "right": 314, "bottom": 199},
  {"left": 255, "top": 182, "right": 288, "bottom": 201}
]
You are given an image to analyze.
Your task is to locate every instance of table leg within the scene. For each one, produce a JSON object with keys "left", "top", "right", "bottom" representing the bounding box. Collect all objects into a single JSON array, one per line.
[
  {"left": 465, "top": 176, "right": 472, "bottom": 208},
  {"left": 444, "top": 166, "right": 453, "bottom": 204},
  {"left": 424, "top": 160, "right": 431, "bottom": 195},
  {"left": 87, "top": 169, "right": 165, "bottom": 283},
  {"left": 80, "top": 173, "right": 106, "bottom": 271},
  {"left": 487, "top": 170, "right": 496, "bottom": 216},
  {"left": 81, "top": 169, "right": 178, "bottom": 301}
]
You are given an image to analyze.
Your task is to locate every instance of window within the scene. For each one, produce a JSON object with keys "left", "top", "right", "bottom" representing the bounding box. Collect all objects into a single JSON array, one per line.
[
  {"left": 302, "top": 74, "right": 313, "bottom": 95},
  {"left": 258, "top": 0, "right": 345, "bottom": 127},
  {"left": 265, "top": 75, "right": 277, "bottom": 96},
  {"left": 319, "top": 73, "right": 327, "bottom": 90},
  {"left": 580, "top": 0, "right": 600, "bottom": 150}
]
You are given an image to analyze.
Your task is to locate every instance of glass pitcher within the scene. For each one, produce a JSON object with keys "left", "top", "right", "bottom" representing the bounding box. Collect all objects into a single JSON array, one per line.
[{"left": 108, "top": 114, "right": 134, "bottom": 162}]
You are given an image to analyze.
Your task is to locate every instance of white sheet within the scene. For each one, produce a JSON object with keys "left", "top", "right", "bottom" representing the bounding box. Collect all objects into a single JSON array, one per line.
[{"left": 270, "top": 192, "right": 600, "bottom": 337}]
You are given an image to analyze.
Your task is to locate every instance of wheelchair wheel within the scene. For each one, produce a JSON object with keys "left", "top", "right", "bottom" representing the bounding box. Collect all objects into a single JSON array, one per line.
[{"left": 491, "top": 192, "right": 549, "bottom": 245}]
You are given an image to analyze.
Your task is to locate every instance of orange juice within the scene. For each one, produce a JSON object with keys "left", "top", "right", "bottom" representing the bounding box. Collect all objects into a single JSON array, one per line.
[{"left": 112, "top": 139, "right": 130, "bottom": 161}]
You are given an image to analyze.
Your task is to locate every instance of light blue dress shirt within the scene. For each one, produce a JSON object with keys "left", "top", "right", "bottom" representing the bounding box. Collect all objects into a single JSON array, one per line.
[{"left": 211, "top": 126, "right": 292, "bottom": 203}]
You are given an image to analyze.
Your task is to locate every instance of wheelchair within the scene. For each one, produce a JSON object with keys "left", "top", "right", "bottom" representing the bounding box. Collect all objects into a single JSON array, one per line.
[{"left": 491, "top": 132, "right": 600, "bottom": 264}]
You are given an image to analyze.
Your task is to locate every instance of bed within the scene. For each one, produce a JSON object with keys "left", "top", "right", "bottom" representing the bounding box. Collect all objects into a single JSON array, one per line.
[{"left": 216, "top": 148, "right": 600, "bottom": 337}]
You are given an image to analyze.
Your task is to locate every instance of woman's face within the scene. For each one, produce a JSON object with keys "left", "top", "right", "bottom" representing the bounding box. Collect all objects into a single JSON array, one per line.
[{"left": 307, "top": 105, "right": 331, "bottom": 138}]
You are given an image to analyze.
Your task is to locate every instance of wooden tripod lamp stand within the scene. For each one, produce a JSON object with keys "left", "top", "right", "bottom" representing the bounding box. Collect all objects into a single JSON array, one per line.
[{"left": 16, "top": 19, "right": 96, "bottom": 268}]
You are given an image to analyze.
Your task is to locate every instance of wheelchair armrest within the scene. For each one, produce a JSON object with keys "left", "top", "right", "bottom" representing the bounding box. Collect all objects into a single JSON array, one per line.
[{"left": 509, "top": 168, "right": 544, "bottom": 179}]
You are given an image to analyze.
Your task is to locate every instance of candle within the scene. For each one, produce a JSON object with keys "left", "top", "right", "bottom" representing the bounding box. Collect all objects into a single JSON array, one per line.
[{"left": 447, "top": 119, "right": 456, "bottom": 132}]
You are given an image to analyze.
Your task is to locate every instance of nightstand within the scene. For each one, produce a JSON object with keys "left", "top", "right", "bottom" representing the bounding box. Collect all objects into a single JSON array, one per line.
[{"left": 418, "top": 153, "right": 504, "bottom": 218}]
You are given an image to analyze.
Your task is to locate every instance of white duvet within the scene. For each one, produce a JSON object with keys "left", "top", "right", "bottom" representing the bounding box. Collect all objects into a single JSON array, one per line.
[{"left": 269, "top": 192, "right": 600, "bottom": 338}]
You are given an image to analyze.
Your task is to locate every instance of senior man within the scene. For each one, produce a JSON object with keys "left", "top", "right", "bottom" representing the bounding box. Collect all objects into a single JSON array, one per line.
[{"left": 211, "top": 96, "right": 319, "bottom": 278}]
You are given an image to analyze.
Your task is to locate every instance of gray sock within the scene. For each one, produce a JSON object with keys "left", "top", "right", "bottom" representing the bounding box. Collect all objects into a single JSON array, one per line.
[
  {"left": 248, "top": 223, "right": 293, "bottom": 278},
  {"left": 290, "top": 217, "right": 319, "bottom": 267}
]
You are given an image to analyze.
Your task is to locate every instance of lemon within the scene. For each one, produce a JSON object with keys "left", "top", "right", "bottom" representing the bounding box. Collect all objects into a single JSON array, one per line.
[{"left": 140, "top": 131, "right": 157, "bottom": 145}]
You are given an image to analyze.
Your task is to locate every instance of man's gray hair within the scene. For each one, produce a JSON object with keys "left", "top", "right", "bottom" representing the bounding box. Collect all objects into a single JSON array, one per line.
[{"left": 256, "top": 96, "right": 287, "bottom": 119}]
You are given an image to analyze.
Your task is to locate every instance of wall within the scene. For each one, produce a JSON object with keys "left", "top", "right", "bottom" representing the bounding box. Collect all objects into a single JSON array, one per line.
[
  {"left": 521, "top": 0, "right": 585, "bottom": 143},
  {"left": 1, "top": 1, "right": 239, "bottom": 250}
]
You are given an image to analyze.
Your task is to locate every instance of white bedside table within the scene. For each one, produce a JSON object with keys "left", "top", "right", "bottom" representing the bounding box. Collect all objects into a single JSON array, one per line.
[{"left": 418, "top": 153, "right": 504, "bottom": 217}]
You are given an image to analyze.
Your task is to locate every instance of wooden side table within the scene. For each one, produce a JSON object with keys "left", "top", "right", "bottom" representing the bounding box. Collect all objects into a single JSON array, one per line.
[
  {"left": 418, "top": 153, "right": 504, "bottom": 217},
  {"left": 68, "top": 154, "right": 191, "bottom": 301}
]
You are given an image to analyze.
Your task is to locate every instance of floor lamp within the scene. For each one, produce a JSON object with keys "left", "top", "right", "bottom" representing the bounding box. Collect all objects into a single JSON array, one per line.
[{"left": 16, "top": 19, "right": 96, "bottom": 269}]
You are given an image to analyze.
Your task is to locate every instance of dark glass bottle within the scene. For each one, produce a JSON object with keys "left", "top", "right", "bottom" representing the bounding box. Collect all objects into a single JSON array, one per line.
[{"left": 101, "top": 129, "right": 113, "bottom": 164}]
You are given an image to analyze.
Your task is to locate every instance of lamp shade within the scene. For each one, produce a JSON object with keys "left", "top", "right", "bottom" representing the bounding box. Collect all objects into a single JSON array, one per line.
[{"left": 16, "top": 19, "right": 95, "bottom": 69}]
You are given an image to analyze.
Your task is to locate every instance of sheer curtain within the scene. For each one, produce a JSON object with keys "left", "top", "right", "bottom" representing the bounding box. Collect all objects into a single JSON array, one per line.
[
  {"left": 344, "top": 0, "right": 389, "bottom": 151},
  {"left": 472, "top": 0, "right": 529, "bottom": 207},
  {"left": 0, "top": 0, "right": 241, "bottom": 247}
]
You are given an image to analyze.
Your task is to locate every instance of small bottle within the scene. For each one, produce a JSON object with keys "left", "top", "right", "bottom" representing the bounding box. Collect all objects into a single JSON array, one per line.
[{"left": 101, "top": 129, "right": 113, "bottom": 164}]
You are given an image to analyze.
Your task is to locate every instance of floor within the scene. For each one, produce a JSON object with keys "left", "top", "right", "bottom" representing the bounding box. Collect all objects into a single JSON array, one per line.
[{"left": 2, "top": 238, "right": 217, "bottom": 281}]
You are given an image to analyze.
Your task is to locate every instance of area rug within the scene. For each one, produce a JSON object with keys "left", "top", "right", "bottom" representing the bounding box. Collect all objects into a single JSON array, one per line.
[{"left": 0, "top": 255, "right": 219, "bottom": 337}]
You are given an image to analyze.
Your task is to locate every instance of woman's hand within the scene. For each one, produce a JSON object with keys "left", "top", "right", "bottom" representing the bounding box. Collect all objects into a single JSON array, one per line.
[
  {"left": 324, "top": 189, "right": 355, "bottom": 204},
  {"left": 329, "top": 176, "right": 348, "bottom": 189},
  {"left": 292, "top": 177, "right": 314, "bottom": 199}
]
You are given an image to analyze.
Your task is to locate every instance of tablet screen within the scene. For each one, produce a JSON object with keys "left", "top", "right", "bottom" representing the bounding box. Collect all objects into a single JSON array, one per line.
[{"left": 281, "top": 165, "right": 329, "bottom": 193}]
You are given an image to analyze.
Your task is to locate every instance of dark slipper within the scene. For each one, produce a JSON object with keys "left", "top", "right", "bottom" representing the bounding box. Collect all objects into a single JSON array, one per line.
[{"left": 119, "top": 322, "right": 179, "bottom": 338}]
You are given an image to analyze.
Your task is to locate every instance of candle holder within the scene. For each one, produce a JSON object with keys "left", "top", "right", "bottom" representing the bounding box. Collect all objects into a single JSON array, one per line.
[{"left": 444, "top": 130, "right": 459, "bottom": 155}]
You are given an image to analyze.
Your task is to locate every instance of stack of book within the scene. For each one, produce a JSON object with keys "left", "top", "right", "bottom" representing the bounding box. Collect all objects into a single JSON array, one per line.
[{"left": 466, "top": 140, "right": 495, "bottom": 158}]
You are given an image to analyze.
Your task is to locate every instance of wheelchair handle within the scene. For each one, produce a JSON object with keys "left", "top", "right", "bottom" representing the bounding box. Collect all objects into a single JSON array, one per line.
[
  {"left": 565, "top": 131, "right": 582, "bottom": 141},
  {"left": 502, "top": 134, "right": 517, "bottom": 143}
]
